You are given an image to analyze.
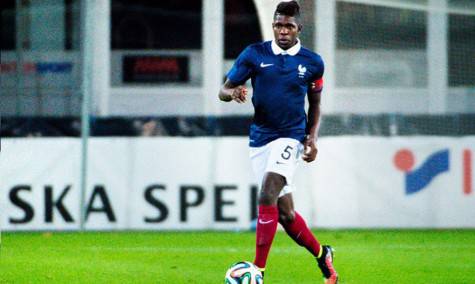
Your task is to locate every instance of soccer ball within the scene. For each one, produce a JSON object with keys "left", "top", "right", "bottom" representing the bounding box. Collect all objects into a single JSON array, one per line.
[{"left": 224, "top": 261, "right": 263, "bottom": 284}]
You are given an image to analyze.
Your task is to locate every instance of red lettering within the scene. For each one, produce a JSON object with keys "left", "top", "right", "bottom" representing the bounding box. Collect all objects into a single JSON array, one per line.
[
  {"left": 23, "top": 63, "right": 36, "bottom": 73},
  {"left": 0, "top": 62, "right": 17, "bottom": 73},
  {"left": 133, "top": 58, "right": 179, "bottom": 75}
]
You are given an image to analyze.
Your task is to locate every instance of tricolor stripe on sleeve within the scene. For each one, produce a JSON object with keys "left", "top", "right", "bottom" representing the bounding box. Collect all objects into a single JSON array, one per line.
[{"left": 312, "top": 78, "right": 323, "bottom": 92}]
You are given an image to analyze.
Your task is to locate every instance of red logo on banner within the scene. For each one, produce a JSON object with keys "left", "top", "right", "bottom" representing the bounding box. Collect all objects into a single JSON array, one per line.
[
  {"left": 464, "top": 150, "right": 472, "bottom": 195},
  {"left": 394, "top": 148, "right": 472, "bottom": 195}
]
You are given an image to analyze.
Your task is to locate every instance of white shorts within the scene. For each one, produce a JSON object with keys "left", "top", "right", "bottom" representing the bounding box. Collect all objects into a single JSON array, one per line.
[{"left": 250, "top": 138, "right": 304, "bottom": 198}]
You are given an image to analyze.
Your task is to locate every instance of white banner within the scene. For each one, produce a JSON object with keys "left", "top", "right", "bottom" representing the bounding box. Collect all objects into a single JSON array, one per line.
[
  {"left": 1, "top": 137, "right": 474, "bottom": 231},
  {"left": 310, "top": 137, "right": 475, "bottom": 228}
]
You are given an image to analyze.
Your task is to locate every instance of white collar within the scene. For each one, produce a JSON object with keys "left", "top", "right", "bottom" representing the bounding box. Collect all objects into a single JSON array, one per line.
[{"left": 271, "top": 39, "right": 301, "bottom": 56}]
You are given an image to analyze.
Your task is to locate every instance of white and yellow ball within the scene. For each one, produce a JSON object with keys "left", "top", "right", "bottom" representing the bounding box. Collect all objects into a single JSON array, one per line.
[{"left": 224, "top": 261, "right": 263, "bottom": 284}]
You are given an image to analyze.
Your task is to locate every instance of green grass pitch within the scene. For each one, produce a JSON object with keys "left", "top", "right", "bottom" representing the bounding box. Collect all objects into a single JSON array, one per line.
[{"left": 1, "top": 230, "right": 474, "bottom": 283}]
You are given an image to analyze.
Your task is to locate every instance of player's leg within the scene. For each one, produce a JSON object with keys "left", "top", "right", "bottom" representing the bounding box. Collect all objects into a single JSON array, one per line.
[
  {"left": 277, "top": 193, "right": 321, "bottom": 257},
  {"left": 250, "top": 138, "right": 303, "bottom": 275},
  {"left": 253, "top": 171, "right": 285, "bottom": 272},
  {"left": 249, "top": 143, "right": 282, "bottom": 274},
  {"left": 278, "top": 194, "right": 338, "bottom": 283}
]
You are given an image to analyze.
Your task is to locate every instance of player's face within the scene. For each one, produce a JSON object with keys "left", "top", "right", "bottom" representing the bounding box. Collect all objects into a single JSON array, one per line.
[{"left": 272, "top": 15, "right": 301, "bottom": 50}]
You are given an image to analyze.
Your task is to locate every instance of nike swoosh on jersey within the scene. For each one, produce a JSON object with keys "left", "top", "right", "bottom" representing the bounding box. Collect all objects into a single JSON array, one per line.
[
  {"left": 260, "top": 63, "right": 274, "bottom": 68},
  {"left": 258, "top": 219, "right": 274, "bottom": 224}
]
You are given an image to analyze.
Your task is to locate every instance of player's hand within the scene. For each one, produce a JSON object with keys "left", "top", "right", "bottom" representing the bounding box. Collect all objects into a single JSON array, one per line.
[
  {"left": 302, "top": 135, "right": 318, "bottom": 162},
  {"left": 231, "top": 85, "right": 248, "bottom": 103}
]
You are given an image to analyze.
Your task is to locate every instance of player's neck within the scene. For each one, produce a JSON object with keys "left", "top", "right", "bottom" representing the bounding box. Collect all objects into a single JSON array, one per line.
[{"left": 277, "top": 39, "right": 298, "bottom": 50}]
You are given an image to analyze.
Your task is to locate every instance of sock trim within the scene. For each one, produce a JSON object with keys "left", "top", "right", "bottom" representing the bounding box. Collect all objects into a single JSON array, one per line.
[{"left": 316, "top": 244, "right": 323, "bottom": 259}]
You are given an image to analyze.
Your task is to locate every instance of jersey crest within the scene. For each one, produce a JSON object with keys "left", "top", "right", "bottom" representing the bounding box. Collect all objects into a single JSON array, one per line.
[{"left": 298, "top": 64, "right": 307, "bottom": 78}]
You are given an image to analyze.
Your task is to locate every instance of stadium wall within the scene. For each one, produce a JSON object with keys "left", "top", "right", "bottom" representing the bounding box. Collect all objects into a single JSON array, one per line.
[
  {"left": 1, "top": 137, "right": 474, "bottom": 231},
  {"left": 3, "top": 50, "right": 475, "bottom": 117}
]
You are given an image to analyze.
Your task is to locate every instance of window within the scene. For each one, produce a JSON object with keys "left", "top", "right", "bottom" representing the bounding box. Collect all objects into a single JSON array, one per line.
[
  {"left": 111, "top": 0, "right": 202, "bottom": 49},
  {"left": 336, "top": 2, "right": 427, "bottom": 87},
  {"left": 1, "top": 0, "right": 15, "bottom": 50},
  {"left": 225, "top": 0, "right": 262, "bottom": 59},
  {"left": 337, "top": 2, "right": 426, "bottom": 49},
  {"left": 449, "top": 14, "right": 475, "bottom": 86}
]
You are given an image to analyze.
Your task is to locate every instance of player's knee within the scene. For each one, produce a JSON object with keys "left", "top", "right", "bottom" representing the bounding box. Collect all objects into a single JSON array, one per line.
[
  {"left": 258, "top": 190, "right": 277, "bottom": 205},
  {"left": 259, "top": 173, "right": 286, "bottom": 205},
  {"left": 279, "top": 210, "right": 295, "bottom": 225}
]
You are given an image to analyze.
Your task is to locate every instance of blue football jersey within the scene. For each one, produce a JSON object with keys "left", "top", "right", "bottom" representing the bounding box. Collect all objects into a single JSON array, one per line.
[{"left": 227, "top": 40, "right": 324, "bottom": 147}]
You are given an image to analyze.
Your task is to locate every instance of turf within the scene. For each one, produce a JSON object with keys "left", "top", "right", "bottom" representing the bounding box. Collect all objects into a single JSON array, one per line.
[{"left": 1, "top": 230, "right": 474, "bottom": 283}]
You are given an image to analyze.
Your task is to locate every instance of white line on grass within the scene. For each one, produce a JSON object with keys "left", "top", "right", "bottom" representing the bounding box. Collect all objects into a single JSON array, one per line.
[{"left": 83, "top": 243, "right": 475, "bottom": 253}]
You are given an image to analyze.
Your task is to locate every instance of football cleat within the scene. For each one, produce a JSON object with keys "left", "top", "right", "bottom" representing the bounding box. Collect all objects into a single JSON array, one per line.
[
  {"left": 317, "top": 245, "right": 338, "bottom": 284},
  {"left": 258, "top": 268, "right": 265, "bottom": 280}
]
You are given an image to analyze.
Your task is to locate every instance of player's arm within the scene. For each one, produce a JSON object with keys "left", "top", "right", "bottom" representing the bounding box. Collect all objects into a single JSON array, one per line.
[
  {"left": 219, "top": 78, "right": 248, "bottom": 104},
  {"left": 302, "top": 79, "right": 323, "bottom": 162}
]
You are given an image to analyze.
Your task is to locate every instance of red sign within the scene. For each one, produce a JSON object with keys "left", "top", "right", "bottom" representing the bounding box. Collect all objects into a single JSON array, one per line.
[{"left": 122, "top": 56, "right": 189, "bottom": 83}]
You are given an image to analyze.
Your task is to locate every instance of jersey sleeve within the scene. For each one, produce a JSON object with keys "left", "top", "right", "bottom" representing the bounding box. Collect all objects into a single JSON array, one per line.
[
  {"left": 227, "top": 46, "right": 255, "bottom": 85},
  {"left": 310, "top": 56, "right": 325, "bottom": 92}
]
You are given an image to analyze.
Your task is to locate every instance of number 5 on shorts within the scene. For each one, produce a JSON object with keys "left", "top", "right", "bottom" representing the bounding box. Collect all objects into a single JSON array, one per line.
[{"left": 281, "top": 145, "right": 293, "bottom": 160}]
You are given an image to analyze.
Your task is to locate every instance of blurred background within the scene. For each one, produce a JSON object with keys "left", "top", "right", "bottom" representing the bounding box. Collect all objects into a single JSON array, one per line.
[{"left": 1, "top": 0, "right": 474, "bottom": 231}]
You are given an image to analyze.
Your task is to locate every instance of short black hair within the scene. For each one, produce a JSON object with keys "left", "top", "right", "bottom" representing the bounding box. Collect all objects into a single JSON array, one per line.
[{"left": 274, "top": 1, "right": 301, "bottom": 20}]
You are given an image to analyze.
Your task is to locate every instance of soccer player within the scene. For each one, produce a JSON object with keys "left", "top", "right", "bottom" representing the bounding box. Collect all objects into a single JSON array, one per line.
[{"left": 219, "top": 1, "right": 338, "bottom": 283}]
